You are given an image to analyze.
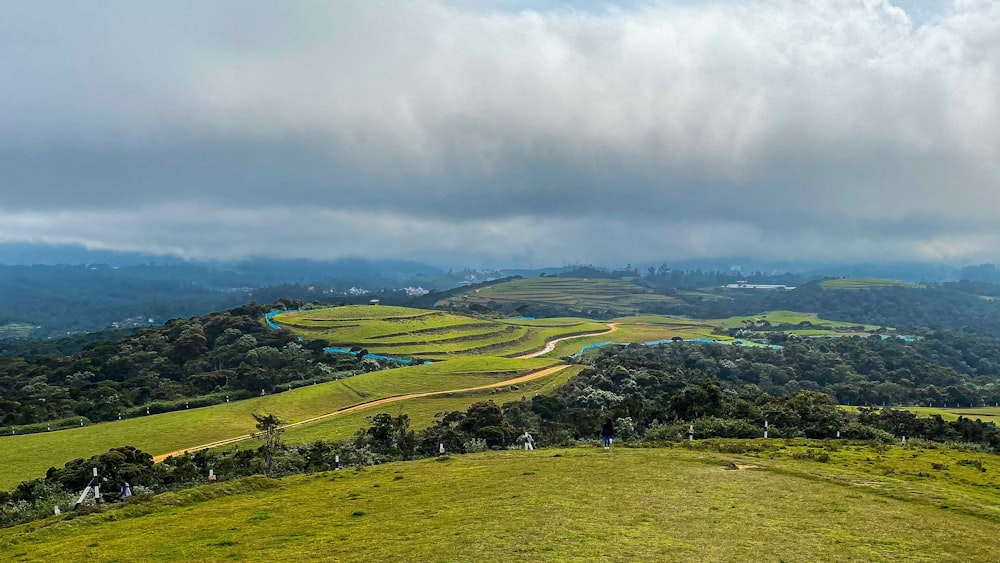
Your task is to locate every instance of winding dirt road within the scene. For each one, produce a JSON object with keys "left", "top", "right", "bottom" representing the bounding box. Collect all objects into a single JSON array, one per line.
[
  {"left": 152, "top": 364, "right": 571, "bottom": 462},
  {"left": 152, "top": 324, "right": 617, "bottom": 462},
  {"left": 515, "top": 322, "right": 618, "bottom": 359}
]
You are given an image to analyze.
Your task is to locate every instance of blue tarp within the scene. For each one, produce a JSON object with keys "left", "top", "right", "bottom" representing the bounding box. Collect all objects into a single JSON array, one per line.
[
  {"left": 324, "top": 348, "right": 430, "bottom": 365},
  {"left": 264, "top": 310, "right": 285, "bottom": 330}
]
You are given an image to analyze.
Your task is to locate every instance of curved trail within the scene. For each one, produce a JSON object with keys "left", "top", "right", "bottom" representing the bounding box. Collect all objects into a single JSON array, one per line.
[
  {"left": 515, "top": 323, "right": 618, "bottom": 359},
  {"left": 153, "top": 323, "right": 617, "bottom": 462},
  {"left": 152, "top": 364, "right": 570, "bottom": 462}
]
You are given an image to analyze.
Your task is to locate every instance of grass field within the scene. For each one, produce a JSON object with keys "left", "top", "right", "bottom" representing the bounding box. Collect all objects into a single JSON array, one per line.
[
  {"left": 437, "top": 276, "right": 677, "bottom": 313},
  {"left": 820, "top": 278, "right": 925, "bottom": 290},
  {"left": 545, "top": 315, "right": 728, "bottom": 357},
  {"left": 283, "top": 366, "right": 584, "bottom": 444},
  {"left": 273, "top": 306, "right": 609, "bottom": 359},
  {"left": 0, "top": 357, "right": 560, "bottom": 490},
  {"left": 4, "top": 442, "right": 1000, "bottom": 562},
  {"left": 717, "top": 310, "right": 880, "bottom": 331},
  {"left": 900, "top": 406, "right": 1000, "bottom": 425}
]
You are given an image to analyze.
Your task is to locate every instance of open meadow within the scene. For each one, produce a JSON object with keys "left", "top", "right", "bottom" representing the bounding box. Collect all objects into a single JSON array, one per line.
[
  {"left": 820, "top": 278, "right": 926, "bottom": 290},
  {"left": 3, "top": 442, "right": 1000, "bottom": 562},
  {"left": 900, "top": 406, "right": 1000, "bottom": 425}
]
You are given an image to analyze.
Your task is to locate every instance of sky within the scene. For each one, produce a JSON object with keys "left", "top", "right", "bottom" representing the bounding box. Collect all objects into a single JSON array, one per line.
[{"left": 1, "top": 0, "right": 997, "bottom": 267}]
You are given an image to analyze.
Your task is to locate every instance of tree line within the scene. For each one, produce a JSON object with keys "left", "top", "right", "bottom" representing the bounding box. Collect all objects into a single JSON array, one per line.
[{"left": 0, "top": 303, "right": 388, "bottom": 430}]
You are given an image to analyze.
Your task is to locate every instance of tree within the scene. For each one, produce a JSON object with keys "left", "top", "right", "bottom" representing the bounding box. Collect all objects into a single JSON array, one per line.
[{"left": 252, "top": 413, "right": 285, "bottom": 477}]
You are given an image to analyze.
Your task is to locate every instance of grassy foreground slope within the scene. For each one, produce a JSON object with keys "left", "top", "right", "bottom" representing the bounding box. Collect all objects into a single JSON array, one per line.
[
  {"left": 0, "top": 357, "right": 559, "bottom": 490},
  {"left": 4, "top": 444, "right": 1000, "bottom": 562}
]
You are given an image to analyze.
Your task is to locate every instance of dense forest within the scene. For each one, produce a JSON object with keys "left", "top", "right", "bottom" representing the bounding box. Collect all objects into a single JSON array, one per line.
[
  {"left": 665, "top": 281, "right": 1000, "bottom": 336},
  {"left": 563, "top": 333, "right": 1000, "bottom": 408},
  {"left": 0, "top": 302, "right": 386, "bottom": 430}
]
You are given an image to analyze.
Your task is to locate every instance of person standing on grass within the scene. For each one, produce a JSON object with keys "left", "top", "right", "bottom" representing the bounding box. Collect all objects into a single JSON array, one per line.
[
  {"left": 120, "top": 481, "right": 132, "bottom": 500},
  {"left": 523, "top": 431, "right": 534, "bottom": 451},
  {"left": 601, "top": 418, "right": 614, "bottom": 450}
]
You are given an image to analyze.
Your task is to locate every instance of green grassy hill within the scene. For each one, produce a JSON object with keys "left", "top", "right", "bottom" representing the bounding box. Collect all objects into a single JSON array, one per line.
[
  {"left": 2, "top": 304, "right": 892, "bottom": 489},
  {"left": 820, "top": 278, "right": 925, "bottom": 290},
  {"left": 0, "top": 357, "right": 563, "bottom": 490},
  {"left": 437, "top": 276, "right": 677, "bottom": 313},
  {"left": 4, "top": 442, "right": 1000, "bottom": 562}
]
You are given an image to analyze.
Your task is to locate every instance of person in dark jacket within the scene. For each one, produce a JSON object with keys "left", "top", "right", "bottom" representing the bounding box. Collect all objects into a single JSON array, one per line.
[{"left": 601, "top": 419, "right": 614, "bottom": 450}]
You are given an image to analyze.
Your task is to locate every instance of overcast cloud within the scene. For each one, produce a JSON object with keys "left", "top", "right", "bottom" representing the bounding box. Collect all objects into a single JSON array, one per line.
[{"left": 1, "top": 0, "right": 997, "bottom": 266}]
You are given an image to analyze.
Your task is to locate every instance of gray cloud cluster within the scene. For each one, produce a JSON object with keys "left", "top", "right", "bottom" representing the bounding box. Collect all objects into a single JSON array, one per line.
[{"left": 1, "top": 1, "right": 997, "bottom": 265}]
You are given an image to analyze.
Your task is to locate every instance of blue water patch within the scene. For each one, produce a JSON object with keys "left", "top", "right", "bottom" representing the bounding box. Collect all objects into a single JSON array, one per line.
[
  {"left": 879, "top": 335, "right": 919, "bottom": 342},
  {"left": 324, "top": 347, "right": 430, "bottom": 365},
  {"left": 507, "top": 316, "right": 536, "bottom": 321}
]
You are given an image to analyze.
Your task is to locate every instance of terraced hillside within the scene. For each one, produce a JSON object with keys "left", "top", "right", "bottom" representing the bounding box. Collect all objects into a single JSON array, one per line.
[
  {"left": 437, "top": 276, "right": 677, "bottom": 313},
  {"left": 272, "top": 305, "right": 609, "bottom": 360}
]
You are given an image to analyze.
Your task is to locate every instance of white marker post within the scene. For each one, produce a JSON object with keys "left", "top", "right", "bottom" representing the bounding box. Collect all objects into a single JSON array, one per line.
[
  {"left": 208, "top": 469, "right": 216, "bottom": 482},
  {"left": 74, "top": 468, "right": 100, "bottom": 510},
  {"left": 688, "top": 424, "right": 694, "bottom": 441},
  {"left": 836, "top": 430, "right": 841, "bottom": 439},
  {"left": 902, "top": 436, "right": 907, "bottom": 448},
  {"left": 764, "top": 420, "right": 769, "bottom": 439}
]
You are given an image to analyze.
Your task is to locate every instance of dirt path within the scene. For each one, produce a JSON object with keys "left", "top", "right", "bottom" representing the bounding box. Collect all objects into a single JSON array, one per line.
[
  {"left": 515, "top": 322, "right": 618, "bottom": 359},
  {"left": 152, "top": 364, "right": 571, "bottom": 462}
]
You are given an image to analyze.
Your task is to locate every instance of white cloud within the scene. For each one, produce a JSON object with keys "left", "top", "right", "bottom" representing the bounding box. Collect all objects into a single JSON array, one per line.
[{"left": 0, "top": 0, "right": 998, "bottom": 264}]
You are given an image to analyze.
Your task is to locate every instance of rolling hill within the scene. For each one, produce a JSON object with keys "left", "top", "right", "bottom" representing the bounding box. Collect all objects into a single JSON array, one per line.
[
  {"left": 3, "top": 443, "right": 1000, "bottom": 562},
  {"left": 436, "top": 276, "right": 677, "bottom": 313}
]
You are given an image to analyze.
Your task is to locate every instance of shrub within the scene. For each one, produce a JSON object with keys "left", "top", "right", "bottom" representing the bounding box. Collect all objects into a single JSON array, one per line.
[{"left": 463, "top": 438, "right": 489, "bottom": 453}]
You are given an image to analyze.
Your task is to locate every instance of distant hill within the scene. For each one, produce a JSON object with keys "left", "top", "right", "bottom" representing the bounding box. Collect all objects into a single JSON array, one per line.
[
  {"left": 0, "top": 243, "right": 450, "bottom": 337},
  {"left": 437, "top": 276, "right": 678, "bottom": 317}
]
